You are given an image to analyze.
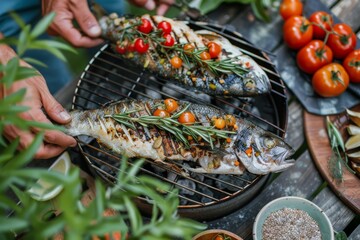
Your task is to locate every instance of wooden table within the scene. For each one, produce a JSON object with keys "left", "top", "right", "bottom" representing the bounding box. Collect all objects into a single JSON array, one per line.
[{"left": 54, "top": 0, "right": 360, "bottom": 239}]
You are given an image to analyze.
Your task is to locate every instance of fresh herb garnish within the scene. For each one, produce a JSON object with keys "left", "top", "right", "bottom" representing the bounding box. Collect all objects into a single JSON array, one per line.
[{"left": 106, "top": 104, "right": 236, "bottom": 149}]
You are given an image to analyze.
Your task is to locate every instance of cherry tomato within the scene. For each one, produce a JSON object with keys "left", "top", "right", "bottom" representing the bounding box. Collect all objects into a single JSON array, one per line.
[
  {"left": 208, "top": 42, "right": 222, "bottom": 58},
  {"left": 343, "top": 49, "right": 360, "bottom": 83},
  {"left": 279, "top": 0, "right": 303, "bottom": 20},
  {"left": 309, "top": 11, "right": 333, "bottom": 39},
  {"left": 184, "top": 43, "right": 195, "bottom": 54},
  {"left": 312, "top": 63, "right": 349, "bottom": 97},
  {"left": 214, "top": 118, "right": 226, "bottom": 129},
  {"left": 224, "top": 115, "right": 236, "bottom": 127},
  {"left": 127, "top": 41, "right": 136, "bottom": 52},
  {"left": 157, "top": 21, "right": 172, "bottom": 34},
  {"left": 178, "top": 111, "right": 196, "bottom": 125},
  {"left": 104, "top": 232, "right": 121, "bottom": 240},
  {"left": 153, "top": 109, "right": 170, "bottom": 118},
  {"left": 170, "top": 56, "right": 183, "bottom": 68},
  {"left": 283, "top": 16, "right": 313, "bottom": 50},
  {"left": 162, "top": 33, "right": 175, "bottom": 47},
  {"left": 137, "top": 18, "right": 153, "bottom": 34},
  {"left": 214, "top": 235, "right": 224, "bottom": 240},
  {"left": 327, "top": 23, "right": 357, "bottom": 59},
  {"left": 200, "top": 51, "right": 211, "bottom": 60},
  {"left": 164, "top": 98, "right": 179, "bottom": 113},
  {"left": 134, "top": 38, "right": 149, "bottom": 54},
  {"left": 115, "top": 44, "right": 127, "bottom": 54},
  {"left": 296, "top": 40, "right": 333, "bottom": 74}
]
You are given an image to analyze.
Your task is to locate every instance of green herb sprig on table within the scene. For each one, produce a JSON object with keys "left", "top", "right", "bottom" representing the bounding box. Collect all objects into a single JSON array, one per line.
[
  {"left": 106, "top": 104, "right": 236, "bottom": 149},
  {"left": 326, "top": 117, "right": 355, "bottom": 182}
]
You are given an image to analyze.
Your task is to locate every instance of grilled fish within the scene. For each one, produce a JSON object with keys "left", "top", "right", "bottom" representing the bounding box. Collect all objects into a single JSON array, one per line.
[
  {"left": 99, "top": 14, "right": 271, "bottom": 97},
  {"left": 65, "top": 99, "right": 294, "bottom": 175}
]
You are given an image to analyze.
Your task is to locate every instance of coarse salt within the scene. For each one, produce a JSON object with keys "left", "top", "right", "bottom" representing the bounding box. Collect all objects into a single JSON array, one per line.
[{"left": 262, "top": 208, "right": 322, "bottom": 240}]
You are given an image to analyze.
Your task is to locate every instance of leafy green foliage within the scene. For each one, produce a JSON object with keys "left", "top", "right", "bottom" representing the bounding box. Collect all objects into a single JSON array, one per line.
[{"left": 0, "top": 11, "right": 206, "bottom": 240}]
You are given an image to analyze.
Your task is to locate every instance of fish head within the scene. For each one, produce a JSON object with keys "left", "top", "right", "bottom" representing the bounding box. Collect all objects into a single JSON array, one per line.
[
  {"left": 242, "top": 71, "right": 271, "bottom": 95},
  {"left": 234, "top": 128, "right": 295, "bottom": 175}
]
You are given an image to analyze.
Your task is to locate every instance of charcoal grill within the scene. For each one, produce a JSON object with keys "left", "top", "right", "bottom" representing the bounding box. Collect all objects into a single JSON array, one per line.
[{"left": 71, "top": 21, "right": 288, "bottom": 221}]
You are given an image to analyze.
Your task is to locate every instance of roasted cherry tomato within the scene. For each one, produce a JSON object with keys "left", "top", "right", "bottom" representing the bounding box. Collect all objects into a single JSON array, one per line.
[
  {"left": 312, "top": 63, "right": 349, "bottom": 97},
  {"left": 224, "top": 115, "right": 236, "bottom": 127},
  {"left": 296, "top": 40, "right": 333, "bottom": 74},
  {"left": 157, "top": 21, "right": 172, "bottom": 34},
  {"left": 162, "top": 33, "right": 175, "bottom": 47},
  {"left": 214, "top": 235, "right": 224, "bottom": 240},
  {"left": 208, "top": 42, "right": 222, "bottom": 58},
  {"left": 279, "top": 0, "right": 303, "bottom": 20},
  {"left": 170, "top": 56, "right": 183, "bottom": 69},
  {"left": 115, "top": 44, "right": 127, "bottom": 54},
  {"left": 153, "top": 109, "right": 170, "bottom": 118},
  {"left": 343, "top": 49, "right": 360, "bottom": 83},
  {"left": 164, "top": 98, "right": 179, "bottom": 113},
  {"left": 214, "top": 118, "right": 226, "bottom": 129},
  {"left": 283, "top": 16, "right": 313, "bottom": 50},
  {"left": 137, "top": 18, "right": 153, "bottom": 34},
  {"left": 178, "top": 111, "right": 196, "bottom": 125},
  {"left": 134, "top": 38, "right": 149, "bottom": 53},
  {"left": 183, "top": 43, "right": 195, "bottom": 54},
  {"left": 327, "top": 23, "right": 357, "bottom": 59},
  {"left": 309, "top": 11, "right": 333, "bottom": 39},
  {"left": 200, "top": 51, "right": 211, "bottom": 60},
  {"left": 127, "top": 41, "right": 136, "bottom": 52}
]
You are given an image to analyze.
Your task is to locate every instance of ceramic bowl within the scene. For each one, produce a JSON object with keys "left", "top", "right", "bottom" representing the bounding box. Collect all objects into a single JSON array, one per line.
[
  {"left": 253, "top": 196, "right": 334, "bottom": 240},
  {"left": 192, "top": 229, "right": 243, "bottom": 240}
]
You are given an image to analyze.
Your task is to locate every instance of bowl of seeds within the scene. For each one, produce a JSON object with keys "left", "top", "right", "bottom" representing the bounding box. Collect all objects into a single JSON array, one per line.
[{"left": 253, "top": 196, "right": 334, "bottom": 240}]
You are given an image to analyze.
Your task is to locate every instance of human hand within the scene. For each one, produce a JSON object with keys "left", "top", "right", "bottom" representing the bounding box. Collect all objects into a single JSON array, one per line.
[
  {"left": 129, "top": 0, "right": 175, "bottom": 15},
  {"left": 0, "top": 45, "right": 77, "bottom": 159},
  {"left": 42, "top": 0, "right": 103, "bottom": 48}
]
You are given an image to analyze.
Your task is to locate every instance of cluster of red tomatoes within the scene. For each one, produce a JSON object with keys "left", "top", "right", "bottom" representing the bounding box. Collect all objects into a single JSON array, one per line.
[
  {"left": 116, "top": 19, "right": 175, "bottom": 54},
  {"left": 280, "top": 0, "right": 360, "bottom": 97}
]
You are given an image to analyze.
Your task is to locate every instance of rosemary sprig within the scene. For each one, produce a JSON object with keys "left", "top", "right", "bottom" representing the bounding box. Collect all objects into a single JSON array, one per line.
[
  {"left": 326, "top": 117, "right": 355, "bottom": 182},
  {"left": 106, "top": 104, "right": 236, "bottom": 149}
]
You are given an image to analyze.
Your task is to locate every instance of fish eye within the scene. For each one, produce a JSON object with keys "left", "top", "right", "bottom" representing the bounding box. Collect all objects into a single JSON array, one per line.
[
  {"left": 263, "top": 137, "right": 276, "bottom": 149},
  {"left": 244, "top": 78, "right": 256, "bottom": 90}
]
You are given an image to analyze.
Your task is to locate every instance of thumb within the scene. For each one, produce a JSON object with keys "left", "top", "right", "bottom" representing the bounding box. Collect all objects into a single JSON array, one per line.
[
  {"left": 40, "top": 88, "right": 71, "bottom": 124},
  {"left": 71, "top": 0, "right": 101, "bottom": 37}
]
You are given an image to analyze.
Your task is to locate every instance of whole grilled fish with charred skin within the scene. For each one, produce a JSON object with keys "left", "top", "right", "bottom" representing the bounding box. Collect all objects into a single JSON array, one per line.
[
  {"left": 99, "top": 14, "right": 271, "bottom": 97},
  {"left": 64, "top": 99, "right": 294, "bottom": 175}
]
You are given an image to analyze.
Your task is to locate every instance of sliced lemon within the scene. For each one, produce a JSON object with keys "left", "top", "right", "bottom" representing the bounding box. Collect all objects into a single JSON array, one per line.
[
  {"left": 346, "top": 109, "right": 360, "bottom": 127},
  {"left": 347, "top": 125, "right": 360, "bottom": 135},
  {"left": 28, "top": 151, "right": 71, "bottom": 201},
  {"left": 345, "top": 134, "right": 360, "bottom": 151}
]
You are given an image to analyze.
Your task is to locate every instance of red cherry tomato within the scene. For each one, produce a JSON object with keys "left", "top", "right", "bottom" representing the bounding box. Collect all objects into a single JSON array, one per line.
[
  {"left": 309, "top": 11, "right": 333, "bottom": 39},
  {"left": 115, "top": 44, "right": 127, "bottom": 54},
  {"left": 343, "top": 49, "right": 360, "bottom": 83},
  {"left": 279, "top": 0, "right": 303, "bottom": 20},
  {"left": 134, "top": 38, "right": 149, "bottom": 54},
  {"left": 327, "top": 23, "right": 357, "bottom": 59},
  {"left": 296, "top": 40, "right": 333, "bottom": 74},
  {"left": 283, "top": 16, "right": 313, "bottom": 50},
  {"left": 208, "top": 42, "right": 222, "bottom": 58},
  {"left": 312, "top": 63, "right": 349, "bottom": 97},
  {"left": 153, "top": 109, "right": 170, "bottom": 118},
  {"left": 157, "top": 21, "right": 172, "bottom": 34},
  {"left": 170, "top": 56, "right": 183, "bottom": 68},
  {"left": 162, "top": 33, "right": 175, "bottom": 47},
  {"left": 127, "top": 41, "right": 136, "bottom": 52},
  {"left": 137, "top": 18, "right": 153, "bottom": 34},
  {"left": 200, "top": 51, "right": 211, "bottom": 60}
]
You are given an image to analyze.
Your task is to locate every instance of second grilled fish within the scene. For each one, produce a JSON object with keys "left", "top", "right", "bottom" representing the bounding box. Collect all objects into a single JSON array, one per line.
[
  {"left": 65, "top": 99, "right": 294, "bottom": 175},
  {"left": 99, "top": 14, "right": 271, "bottom": 97}
]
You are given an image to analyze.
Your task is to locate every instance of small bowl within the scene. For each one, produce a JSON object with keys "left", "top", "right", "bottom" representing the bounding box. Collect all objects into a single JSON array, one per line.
[
  {"left": 253, "top": 196, "right": 334, "bottom": 240},
  {"left": 193, "top": 229, "right": 243, "bottom": 240}
]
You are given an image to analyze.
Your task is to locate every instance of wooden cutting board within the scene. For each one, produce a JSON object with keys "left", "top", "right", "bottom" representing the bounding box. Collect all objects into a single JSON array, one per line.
[{"left": 304, "top": 111, "right": 360, "bottom": 215}]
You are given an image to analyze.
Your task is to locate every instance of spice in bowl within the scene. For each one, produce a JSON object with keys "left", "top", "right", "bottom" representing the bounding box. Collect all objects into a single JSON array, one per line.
[{"left": 262, "top": 207, "right": 322, "bottom": 240}]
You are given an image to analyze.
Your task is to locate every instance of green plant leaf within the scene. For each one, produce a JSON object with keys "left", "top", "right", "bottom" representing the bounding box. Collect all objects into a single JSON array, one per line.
[
  {"left": 28, "top": 41, "right": 67, "bottom": 61},
  {"left": 30, "top": 12, "right": 56, "bottom": 39},
  {"left": 14, "top": 66, "right": 40, "bottom": 81},
  {"left": 0, "top": 37, "right": 18, "bottom": 45},
  {"left": 0, "top": 138, "right": 19, "bottom": 164},
  {"left": 32, "top": 40, "right": 76, "bottom": 54},
  {"left": 95, "top": 180, "right": 105, "bottom": 220},
  {"left": 124, "top": 196, "right": 142, "bottom": 233},
  {"left": 251, "top": 0, "right": 271, "bottom": 22},
  {"left": 0, "top": 105, "right": 29, "bottom": 115},
  {"left": 25, "top": 121, "right": 64, "bottom": 131},
  {"left": 17, "top": 25, "right": 31, "bottom": 56},
  {"left": 22, "top": 57, "right": 48, "bottom": 68},
  {"left": 0, "top": 217, "right": 28, "bottom": 232},
  {"left": 0, "top": 88, "right": 26, "bottom": 105},
  {"left": 1, "top": 57, "right": 19, "bottom": 88},
  {"left": 9, "top": 12, "right": 26, "bottom": 29}
]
